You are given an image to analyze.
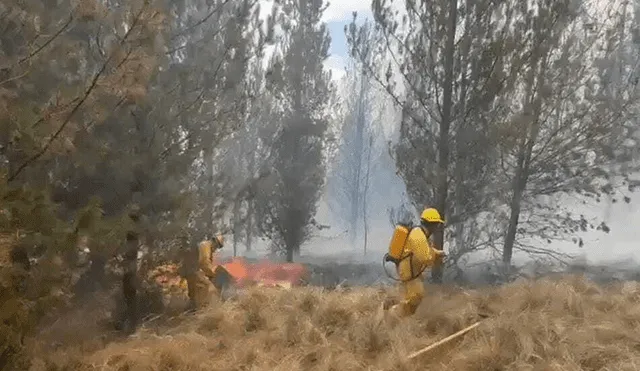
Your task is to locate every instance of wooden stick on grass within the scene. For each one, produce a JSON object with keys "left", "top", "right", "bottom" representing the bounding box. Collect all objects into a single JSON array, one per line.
[{"left": 406, "top": 321, "right": 483, "bottom": 360}]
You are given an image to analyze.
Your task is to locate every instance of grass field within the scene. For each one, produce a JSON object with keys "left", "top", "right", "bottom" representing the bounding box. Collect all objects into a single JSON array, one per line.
[{"left": 28, "top": 275, "right": 640, "bottom": 371}]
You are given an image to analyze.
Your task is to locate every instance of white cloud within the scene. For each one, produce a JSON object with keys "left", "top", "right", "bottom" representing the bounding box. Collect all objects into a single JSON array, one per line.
[{"left": 322, "top": 0, "right": 372, "bottom": 22}]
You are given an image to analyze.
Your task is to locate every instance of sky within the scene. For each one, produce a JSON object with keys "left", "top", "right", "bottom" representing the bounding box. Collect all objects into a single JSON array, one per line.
[
  {"left": 257, "top": 0, "right": 372, "bottom": 80},
  {"left": 322, "top": 1, "right": 372, "bottom": 80}
]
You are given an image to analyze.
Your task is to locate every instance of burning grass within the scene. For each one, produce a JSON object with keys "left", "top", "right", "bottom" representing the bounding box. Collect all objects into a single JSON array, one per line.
[{"left": 28, "top": 275, "right": 640, "bottom": 371}]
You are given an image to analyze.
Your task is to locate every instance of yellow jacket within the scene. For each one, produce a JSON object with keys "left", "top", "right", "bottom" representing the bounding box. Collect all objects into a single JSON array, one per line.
[
  {"left": 397, "top": 227, "right": 439, "bottom": 281},
  {"left": 197, "top": 240, "right": 217, "bottom": 278}
]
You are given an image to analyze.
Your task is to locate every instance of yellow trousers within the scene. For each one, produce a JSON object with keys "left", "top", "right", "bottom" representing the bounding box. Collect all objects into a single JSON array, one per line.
[
  {"left": 185, "top": 271, "right": 218, "bottom": 310},
  {"left": 390, "top": 257, "right": 425, "bottom": 317}
]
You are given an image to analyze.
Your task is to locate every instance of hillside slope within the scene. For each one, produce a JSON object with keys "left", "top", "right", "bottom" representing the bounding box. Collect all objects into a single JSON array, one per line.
[{"left": 31, "top": 276, "right": 640, "bottom": 371}]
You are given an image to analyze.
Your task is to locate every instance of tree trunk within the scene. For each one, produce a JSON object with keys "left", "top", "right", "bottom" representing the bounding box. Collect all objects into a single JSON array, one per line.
[
  {"left": 502, "top": 44, "right": 547, "bottom": 267},
  {"left": 452, "top": 1, "right": 472, "bottom": 261},
  {"left": 362, "top": 135, "right": 373, "bottom": 256},
  {"left": 122, "top": 207, "right": 140, "bottom": 334},
  {"left": 203, "top": 150, "right": 215, "bottom": 234},
  {"left": 245, "top": 133, "right": 257, "bottom": 252},
  {"left": 232, "top": 198, "right": 241, "bottom": 256},
  {"left": 349, "top": 75, "right": 367, "bottom": 247},
  {"left": 502, "top": 152, "right": 526, "bottom": 265},
  {"left": 286, "top": 242, "right": 294, "bottom": 262},
  {"left": 245, "top": 201, "right": 254, "bottom": 252},
  {"left": 604, "top": 6, "right": 627, "bottom": 223},
  {"left": 432, "top": 0, "right": 458, "bottom": 283}
]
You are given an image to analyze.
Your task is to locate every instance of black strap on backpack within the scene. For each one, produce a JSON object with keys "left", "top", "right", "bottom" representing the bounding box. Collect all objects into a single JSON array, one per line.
[{"left": 382, "top": 226, "right": 430, "bottom": 282}]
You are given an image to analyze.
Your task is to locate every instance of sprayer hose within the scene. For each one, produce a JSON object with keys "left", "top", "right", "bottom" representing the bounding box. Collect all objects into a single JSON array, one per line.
[{"left": 382, "top": 253, "right": 428, "bottom": 282}]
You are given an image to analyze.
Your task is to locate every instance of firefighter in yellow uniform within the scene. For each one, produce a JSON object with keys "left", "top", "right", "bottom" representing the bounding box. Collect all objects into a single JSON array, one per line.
[
  {"left": 186, "top": 234, "right": 224, "bottom": 310},
  {"left": 389, "top": 208, "right": 445, "bottom": 317}
]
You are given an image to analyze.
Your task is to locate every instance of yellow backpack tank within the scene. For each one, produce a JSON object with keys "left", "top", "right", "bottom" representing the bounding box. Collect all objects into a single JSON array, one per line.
[{"left": 385, "top": 224, "right": 413, "bottom": 264}]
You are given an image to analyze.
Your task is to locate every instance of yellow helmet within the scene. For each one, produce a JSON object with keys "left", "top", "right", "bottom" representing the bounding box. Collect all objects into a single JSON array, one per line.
[{"left": 421, "top": 208, "right": 444, "bottom": 224}]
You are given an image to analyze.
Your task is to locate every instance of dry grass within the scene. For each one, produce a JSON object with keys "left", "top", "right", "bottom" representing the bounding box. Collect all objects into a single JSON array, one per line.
[{"left": 27, "top": 275, "right": 640, "bottom": 371}]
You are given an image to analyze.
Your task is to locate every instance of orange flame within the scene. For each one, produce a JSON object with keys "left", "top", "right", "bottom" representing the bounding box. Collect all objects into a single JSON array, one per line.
[
  {"left": 220, "top": 257, "right": 249, "bottom": 285},
  {"left": 150, "top": 258, "right": 308, "bottom": 294},
  {"left": 219, "top": 257, "right": 307, "bottom": 288}
]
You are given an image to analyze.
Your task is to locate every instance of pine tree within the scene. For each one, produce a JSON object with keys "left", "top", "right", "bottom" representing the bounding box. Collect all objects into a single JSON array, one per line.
[
  {"left": 328, "top": 19, "right": 386, "bottom": 253},
  {"left": 497, "top": 1, "right": 638, "bottom": 266},
  {"left": 351, "top": 0, "right": 527, "bottom": 279},
  {"left": 256, "top": 0, "right": 332, "bottom": 262}
]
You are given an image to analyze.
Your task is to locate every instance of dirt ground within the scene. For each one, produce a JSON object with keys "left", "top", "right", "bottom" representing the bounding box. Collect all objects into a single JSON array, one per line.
[{"left": 28, "top": 275, "right": 640, "bottom": 370}]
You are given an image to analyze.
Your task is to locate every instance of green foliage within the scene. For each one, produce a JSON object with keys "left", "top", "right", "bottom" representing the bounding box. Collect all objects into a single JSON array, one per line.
[
  {"left": 0, "top": 182, "right": 72, "bottom": 369},
  {"left": 0, "top": 0, "right": 267, "bottom": 365},
  {"left": 256, "top": 0, "right": 333, "bottom": 261},
  {"left": 351, "top": 0, "right": 640, "bottom": 265}
]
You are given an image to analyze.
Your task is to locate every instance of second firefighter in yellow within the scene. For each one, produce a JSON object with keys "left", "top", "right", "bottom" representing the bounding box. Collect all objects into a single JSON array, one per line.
[
  {"left": 185, "top": 234, "right": 224, "bottom": 310},
  {"left": 390, "top": 208, "right": 445, "bottom": 317}
]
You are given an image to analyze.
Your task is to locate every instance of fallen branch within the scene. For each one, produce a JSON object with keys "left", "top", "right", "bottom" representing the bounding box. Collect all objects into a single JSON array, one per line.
[{"left": 406, "top": 320, "right": 483, "bottom": 360}]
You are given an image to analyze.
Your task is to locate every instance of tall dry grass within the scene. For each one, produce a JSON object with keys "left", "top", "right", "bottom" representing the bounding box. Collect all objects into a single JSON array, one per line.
[{"left": 28, "top": 275, "right": 640, "bottom": 371}]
